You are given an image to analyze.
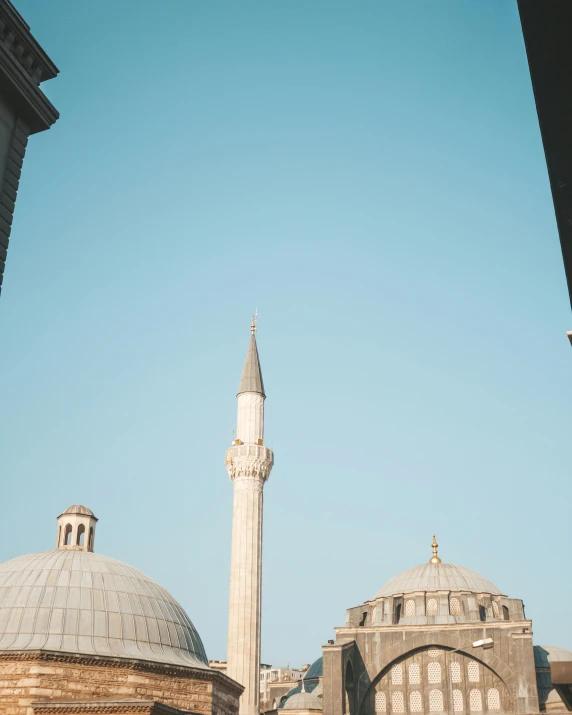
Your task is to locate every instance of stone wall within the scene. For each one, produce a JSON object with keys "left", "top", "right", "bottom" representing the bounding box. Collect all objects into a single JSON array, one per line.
[{"left": 0, "top": 652, "right": 242, "bottom": 715}]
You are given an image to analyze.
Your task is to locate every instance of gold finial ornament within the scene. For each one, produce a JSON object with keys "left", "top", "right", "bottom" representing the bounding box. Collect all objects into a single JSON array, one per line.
[
  {"left": 430, "top": 534, "right": 441, "bottom": 564},
  {"left": 251, "top": 312, "right": 258, "bottom": 335}
]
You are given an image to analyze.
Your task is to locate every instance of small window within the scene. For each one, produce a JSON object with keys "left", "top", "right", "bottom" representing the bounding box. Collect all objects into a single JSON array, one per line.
[
  {"left": 409, "top": 663, "right": 420, "bottom": 685},
  {"left": 88, "top": 526, "right": 94, "bottom": 550},
  {"left": 392, "top": 692, "right": 404, "bottom": 713},
  {"left": 394, "top": 603, "right": 402, "bottom": 624},
  {"left": 428, "top": 648, "right": 440, "bottom": 658},
  {"left": 450, "top": 661, "right": 461, "bottom": 683},
  {"left": 491, "top": 601, "right": 500, "bottom": 618},
  {"left": 450, "top": 597, "right": 461, "bottom": 615},
  {"left": 479, "top": 605, "right": 487, "bottom": 622},
  {"left": 502, "top": 605, "right": 510, "bottom": 621},
  {"left": 391, "top": 663, "right": 403, "bottom": 685},
  {"left": 375, "top": 692, "right": 386, "bottom": 713},
  {"left": 76, "top": 523, "right": 85, "bottom": 546},
  {"left": 359, "top": 611, "right": 367, "bottom": 626},
  {"left": 428, "top": 662, "right": 441, "bottom": 684},
  {"left": 469, "top": 690, "right": 482, "bottom": 712},
  {"left": 453, "top": 689, "right": 464, "bottom": 712},
  {"left": 487, "top": 689, "right": 500, "bottom": 711},
  {"left": 64, "top": 523, "right": 73, "bottom": 546},
  {"left": 410, "top": 691, "right": 423, "bottom": 712},
  {"left": 427, "top": 598, "right": 438, "bottom": 616},
  {"left": 405, "top": 599, "right": 416, "bottom": 617},
  {"left": 429, "top": 690, "right": 443, "bottom": 712},
  {"left": 467, "top": 662, "right": 479, "bottom": 683}
]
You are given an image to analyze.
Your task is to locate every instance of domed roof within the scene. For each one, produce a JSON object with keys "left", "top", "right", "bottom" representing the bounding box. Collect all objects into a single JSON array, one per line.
[
  {"left": 60, "top": 505, "right": 95, "bottom": 517},
  {"left": 375, "top": 562, "right": 504, "bottom": 598},
  {"left": 534, "top": 645, "right": 572, "bottom": 668},
  {"left": 283, "top": 687, "right": 322, "bottom": 711},
  {"left": 304, "top": 656, "right": 323, "bottom": 681},
  {"left": 0, "top": 549, "right": 208, "bottom": 669}
]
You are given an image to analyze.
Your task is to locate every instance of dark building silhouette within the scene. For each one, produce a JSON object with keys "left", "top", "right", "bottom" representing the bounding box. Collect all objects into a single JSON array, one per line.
[{"left": 0, "top": 0, "right": 58, "bottom": 294}]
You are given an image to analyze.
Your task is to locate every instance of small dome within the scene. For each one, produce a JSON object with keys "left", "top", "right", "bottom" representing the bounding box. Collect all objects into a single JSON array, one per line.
[
  {"left": 304, "top": 656, "right": 323, "bottom": 681},
  {"left": 283, "top": 688, "right": 322, "bottom": 711},
  {"left": 0, "top": 549, "right": 208, "bottom": 669},
  {"left": 375, "top": 562, "right": 504, "bottom": 598},
  {"left": 60, "top": 504, "right": 96, "bottom": 518},
  {"left": 534, "top": 645, "right": 572, "bottom": 668}
]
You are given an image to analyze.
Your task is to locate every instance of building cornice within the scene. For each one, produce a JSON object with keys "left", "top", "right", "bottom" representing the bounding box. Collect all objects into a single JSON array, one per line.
[{"left": 334, "top": 620, "right": 533, "bottom": 635}]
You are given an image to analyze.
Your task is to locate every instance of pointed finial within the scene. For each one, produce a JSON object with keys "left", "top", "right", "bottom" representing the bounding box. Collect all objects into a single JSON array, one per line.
[
  {"left": 251, "top": 311, "right": 258, "bottom": 335},
  {"left": 301, "top": 679, "right": 306, "bottom": 693},
  {"left": 430, "top": 534, "right": 441, "bottom": 564}
]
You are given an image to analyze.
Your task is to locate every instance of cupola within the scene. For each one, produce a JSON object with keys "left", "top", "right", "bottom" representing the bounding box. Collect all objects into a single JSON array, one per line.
[{"left": 56, "top": 504, "right": 98, "bottom": 552}]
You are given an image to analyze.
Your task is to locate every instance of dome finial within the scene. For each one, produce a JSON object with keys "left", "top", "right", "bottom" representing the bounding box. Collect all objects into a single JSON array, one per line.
[
  {"left": 251, "top": 311, "right": 257, "bottom": 334},
  {"left": 430, "top": 533, "right": 441, "bottom": 564}
]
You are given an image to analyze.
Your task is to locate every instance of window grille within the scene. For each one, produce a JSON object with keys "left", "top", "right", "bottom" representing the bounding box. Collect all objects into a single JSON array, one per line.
[
  {"left": 428, "top": 648, "right": 440, "bottom": 658},
  {"left": 409, "top": 663, "right": 420, "bottom": 685},
  {"left": 450, "top": 597, "right": 461, "bottom": 615},
  {"left": 428, "top": 662, "right": 441, "bottom": 683},
  {"left": 453, "top": 689, "right": 464, "bottom": 711},
  {"left": 375, "top": 692, "right": 386, "bottom": 713},
  {"left": 429, "top": 690, "right": 443, "bottom": 712},
  {"left": 491, "top": 602, "right": 500, "bottom": 618},
  {"left": 392, "top": 691, "right": 404, "bottom": 713},
  {"left": 391, "top": 664, "right": 403, "bottom": 685},
  {"left": 469, "top": 690, "right": 482, "bottom": 711},
  {"left": 405, "top": 599, "right": 416, "bottom": 617},
  {"left": 487, "top": 689, "right": 500, "bottom": 710},
  {"left": 450, "top": 661, "right": 461, "bottom": 683},
  {"left": 427, "top": 598, "right": 438, "bottom": 616},
  {"left": 467, "top": 661, "right": 479, "bottom": 682},
  {"left": 410, "top": 691, "right": 423, "bottom": 712}
]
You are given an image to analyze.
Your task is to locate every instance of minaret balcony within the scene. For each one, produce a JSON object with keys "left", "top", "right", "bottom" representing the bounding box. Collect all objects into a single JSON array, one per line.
[{"left": 225, "top": 443, "right": 274, "bottom": 482}]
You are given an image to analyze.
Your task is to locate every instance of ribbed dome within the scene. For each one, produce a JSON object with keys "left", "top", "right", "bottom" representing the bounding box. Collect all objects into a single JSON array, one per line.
[
  {"left": 375, "top": 562, "right": 504, "bottom": 598},
  {"left": 61, "top": 504, "right": 95, "bottom": 517},
  {"left": 0, "top": 550, "right": 208, "bottom": 669},
  {"left": 283, "top": 689, "right": 322, "bottom": 711}
]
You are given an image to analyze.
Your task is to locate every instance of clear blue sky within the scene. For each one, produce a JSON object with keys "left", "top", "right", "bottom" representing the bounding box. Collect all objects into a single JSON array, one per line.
[{"left": 2, "top": 1, "right": 571, "bottom": 667}]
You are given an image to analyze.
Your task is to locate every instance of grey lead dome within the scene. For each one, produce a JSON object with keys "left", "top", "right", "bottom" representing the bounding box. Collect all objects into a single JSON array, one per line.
[
  {"left": 375, "top": 561, "right": 505, "bottom": 598},
  {"left": 0, "top": 549, "right": 209, "bottom": 669}
]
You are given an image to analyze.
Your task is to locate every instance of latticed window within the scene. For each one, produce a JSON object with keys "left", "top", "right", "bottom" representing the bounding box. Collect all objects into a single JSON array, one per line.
[
  {"left": 428, "top": 661, "right": 441, "bottom": 683},
  {"left": 469, "top": 690, "right": 483, "bottom": 711},
  {"left": 427, "top": 598, "right": 438, "bottom": 616},
  {"left": 375, "top": 692, "right": 386, "bottom": 713},
  {"left": 391, "top": 663, "right": 403, "bottom": 685},
  {"left": 392, "top": 691, "right": 404, "bottom": 713},
  {"left": 450, "top": 597, "right": 461, "bottom": 615},
  {"left": 405, "top": 599, "right": 416, "bottom": 617},
  {"left": 487, "top": 689, "right": 500, "bottom": 710},
  {"left": 491, "top": 601, "right": 500, "bottom": 618},
  {"left": 428, "top": 648, "right": 440, "bottom": 658},
  {"left": 450, "top": 661, "right": 461, "bottom": 683},
  {"left": 410, "top": 691, "right": 423, "bottom": 712},
  {"left": 453, "top": 689, "right": 464, "bottom": 711},
  {"left": 429, "top": 689, "right": 443, "bottom": 712},
  {"left": 409, "top": 663, "right": 420, "bottom": 685},
  {"left": 467, "top": 661, "right": 479, "bottom": 682}
]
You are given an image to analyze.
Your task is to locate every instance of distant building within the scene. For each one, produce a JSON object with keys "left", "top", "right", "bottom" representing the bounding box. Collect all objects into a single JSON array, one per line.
[{"left": 0, "top": 0, "right": 59, "bottom": 294}]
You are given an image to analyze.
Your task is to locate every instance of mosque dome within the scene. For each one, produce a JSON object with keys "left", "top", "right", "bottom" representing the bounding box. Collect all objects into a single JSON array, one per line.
[
  {"left": 375, "top": 536, "right": 504, "bottom": 598},
  {"left": 60, "top": 504, "right": 96, "bottom": 517},
  {"left": 282, "top": 684, "right": 323, "bottom": 711},
  {"left": 0, "top": 506, "right": 209, "bottom": 670},
  {"left": 303, "top": 656, "right": 323, "bottom": 682}
]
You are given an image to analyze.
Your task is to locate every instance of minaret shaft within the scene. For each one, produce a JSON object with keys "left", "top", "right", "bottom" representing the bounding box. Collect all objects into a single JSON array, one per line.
[{"left": 226, "top": 329, "right": 273, "bottom": 715}]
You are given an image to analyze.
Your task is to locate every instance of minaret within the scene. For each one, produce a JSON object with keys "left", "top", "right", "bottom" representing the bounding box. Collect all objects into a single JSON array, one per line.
[{"left": 226, "top": 317, "right": 274, "bottom": 715}]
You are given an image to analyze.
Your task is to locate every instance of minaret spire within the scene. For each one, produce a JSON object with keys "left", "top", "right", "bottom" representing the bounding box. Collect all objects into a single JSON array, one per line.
[{"left": 226, "top": 318, "right": 274, "bottom": 715}]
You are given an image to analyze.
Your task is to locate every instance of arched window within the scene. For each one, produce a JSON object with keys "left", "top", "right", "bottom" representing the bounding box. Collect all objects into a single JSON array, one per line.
[
  {"left": 64, "top": 524, "right": 73, "bottom": 546},
  {"left": 467, "top": 661, "right": 479, "bottom": 683},
  {"left": 428, "top": 662, "right": 441, "bottom": 684},
  {"left": 395, "top": 603, "right": 402, "bottom": 624},
  {"left": 487, "top": 689, "right": 500, "bottom": 711},
  {"left": 453, "top": 689, "right": 464, "bottom": 712},
  {"left": 491, "top": 601, "right": 499, "bottom": 618},
  {"left": 58, "top": 525, "right": 62, "bottom": 547},
  {"left": 409, "top": 663, "right": 420, "bottom": 684},
  {"left": 345, "top": 661, "right": 354, "bottom": 715},
  {"left": 375, "top": 692, "right": 386, "bottom": 713},
  {"left": 450, "top": 597, "right": 461, "bottom": 615},
  {"left": 429, "top": 690, "right": 443, "bottom": 712},
  {"left": 391, "top": 692, "right": 404, "bottom": 713},
  {"left": 427, "top": 598, "right": 438, "bottom": 616},
  {"left": 405, "top": 599, "right": 415, "bottom": 617},
  {"left": 391, "top": 663, "right": 403, "bottom": 685},
  {"left": 469, "top": 690, "right": 482, "bottom": 711},
  {"left": 88, "top": 527, "right": 94, "bottom": 550},
  {"left": 479, "top": 605, "right": 487, "bottom": 622},
  {"left": 410, "top": 691, "right": 423, "bottom": 712},
  {"left": 76, "top": 523, "right": 85, "bottom": 546},
  {"left": 450, "top": 661, "right": 461, "bottom": 683},
  {"left": 502, "top": 605, "right": 509, "bottom": 621}
]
